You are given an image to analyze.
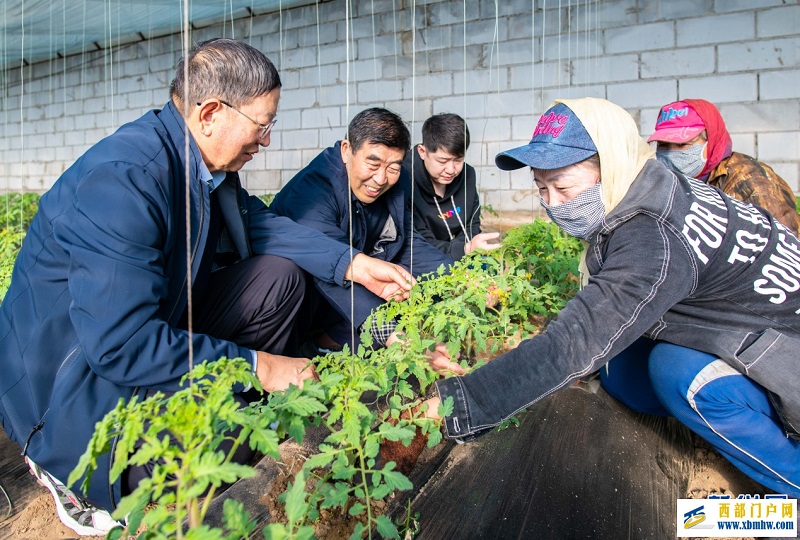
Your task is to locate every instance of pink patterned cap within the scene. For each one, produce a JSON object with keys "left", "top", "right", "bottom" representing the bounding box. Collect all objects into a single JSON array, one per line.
[{"left": 647, "top": 101, "right": 706, "bottom": 143}]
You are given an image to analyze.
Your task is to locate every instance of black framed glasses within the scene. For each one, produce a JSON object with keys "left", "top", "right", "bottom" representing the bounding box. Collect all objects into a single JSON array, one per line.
[{"left": 204, "top": 100, "right": 277, "bottom": 138}]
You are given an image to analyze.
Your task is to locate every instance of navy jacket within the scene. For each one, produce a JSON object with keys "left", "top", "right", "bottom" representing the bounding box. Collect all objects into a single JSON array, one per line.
[
  {"left": 0, "top": 102, "right": 358, "bottom": 511},
  {"left": 269, "top": 142, "right": 453, "bottom": 327}
]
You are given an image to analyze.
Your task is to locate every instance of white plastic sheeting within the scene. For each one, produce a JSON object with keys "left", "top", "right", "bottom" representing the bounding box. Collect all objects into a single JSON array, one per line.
[{"left": 1, "top": 0, "right": 316, "bottom": 69}]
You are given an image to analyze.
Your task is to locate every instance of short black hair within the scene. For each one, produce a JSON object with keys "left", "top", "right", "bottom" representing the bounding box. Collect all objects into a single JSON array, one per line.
[
  {"left": 421, "top": 113, "right": 470, "bottom": 157},
  {"left": 346, "top": 108, "right": 410, "bottom": 155}
]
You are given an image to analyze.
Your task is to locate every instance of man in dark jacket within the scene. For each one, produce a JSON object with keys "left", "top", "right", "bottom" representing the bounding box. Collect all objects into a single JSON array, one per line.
[
  {"left": 0, "top": 39, "right": 413, "bottom": 535},
  {"left": 269, "top": 108, "right": 454, "bottom": 351},
  {"left": 405, "top": 113, "right": 500, "bottom": 259}
]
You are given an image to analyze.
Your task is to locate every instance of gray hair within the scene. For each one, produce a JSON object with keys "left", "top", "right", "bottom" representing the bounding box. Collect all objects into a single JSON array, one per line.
[{"left": 169, "top": 38, "right": 281, "bottom": 112}]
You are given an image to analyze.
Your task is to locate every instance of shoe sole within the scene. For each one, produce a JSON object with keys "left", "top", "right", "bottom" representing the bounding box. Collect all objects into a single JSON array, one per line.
[{"left": 25, "top": 457, "right": 117, "bottom": 537}]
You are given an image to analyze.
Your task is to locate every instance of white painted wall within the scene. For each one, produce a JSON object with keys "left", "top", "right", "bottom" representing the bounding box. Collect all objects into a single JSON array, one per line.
[{"left": 1, "top": 0, "right": 798, "bottom": 214}]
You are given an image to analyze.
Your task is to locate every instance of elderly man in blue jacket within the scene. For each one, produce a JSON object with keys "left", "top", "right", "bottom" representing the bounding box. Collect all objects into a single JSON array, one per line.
[
  {"left": 270, "top": 108, "right": 456, "bottom": 354},
  {"left": 0, "top": 39, "right": 415, "bottom": 535}
]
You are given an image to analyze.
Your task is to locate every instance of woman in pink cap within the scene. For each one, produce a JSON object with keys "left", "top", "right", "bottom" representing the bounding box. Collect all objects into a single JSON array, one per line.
[{"left": 649, "top": 99, "right": 800, "bottom": 236}]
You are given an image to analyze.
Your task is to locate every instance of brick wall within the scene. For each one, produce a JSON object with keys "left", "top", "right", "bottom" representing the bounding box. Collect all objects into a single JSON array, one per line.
[{"left": 1, "top": 0, "right": 798, "bottom": 215}]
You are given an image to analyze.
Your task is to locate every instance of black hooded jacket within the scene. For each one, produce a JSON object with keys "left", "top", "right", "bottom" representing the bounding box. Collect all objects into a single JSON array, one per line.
[{"left": 404, "top": 145, "right": 482, "bottom": 259}]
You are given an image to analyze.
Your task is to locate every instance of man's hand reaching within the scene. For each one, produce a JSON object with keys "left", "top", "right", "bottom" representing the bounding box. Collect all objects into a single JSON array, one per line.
[
  {"left": 345, "top": 253, "right": 415, "bottom": 302},
  {"left": 386, "top": 332, "right": 466, "bottom": 376},
  {"left": 256, "top": 351, "right": 318, "bottom": 393},
  {"left": 464, "top": 232, "right": 501, "bottom": 254}
]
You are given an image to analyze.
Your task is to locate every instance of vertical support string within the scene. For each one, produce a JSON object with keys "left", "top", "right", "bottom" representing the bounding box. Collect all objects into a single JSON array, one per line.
[
  {"left": 48, "top": 1, "right": 53, "bottom": 101},
  {"left": 228, "top": 0, "right": 235, "bottom": 38},
  {"left": 584, "top": 0, "right": 589, "bottom": 90},
  {"left": 80, "top": 0, "right": 87, "bottom": 102},
  {"left": 344, "top": 0, "right": 355, "bottom": 347},
  {"left": 370, "top": 0, "right": 377, "bottom": 98},
  {"left": 1, "top": 0, "right": 5, "bottom": 217},
  {"left": 19, "top": 0, "right": 25, "bottom": 214},
  {"left": 409, "top": 0, "right": 416, "bottom": 275},
  {"left": 567, "top": 1, "right": 571, "bottom": 97},
  {"left": 315, "top": 0, "right": 321, "bottom": 90},
  {"left": 532, "top": 0, "right": 537, "bottom": 217},
  {"left": 181, "top": 0, "right": 194, "bottom": 378},
  {"left": 540, "top": 0, "right": 546, "bottom": 115},
  {"left": 463, "top": 0, "right": 469, "bottom": 238},
  {"left": 249, "top": 0, "right": 254, "bottom": 42},
  {"left": 108, "top": 0, "right": 115, "bottom": 130},
  {"left": 392, "top": 0, "right": 398, "bottom": 96},
  {"left": 557, "top": 0, "right": 562, "bottom": 94},
  {"left": 279, "top": 1, "right": 284, "bottom": 71},
  {"left": 62, "top": 0, "right": 67, "bottom": 133}
]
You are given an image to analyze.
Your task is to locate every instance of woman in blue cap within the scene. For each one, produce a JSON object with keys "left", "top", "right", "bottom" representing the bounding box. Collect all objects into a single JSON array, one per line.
[{"left": 418, "top": 97, "right": 800, "bottom": 497}]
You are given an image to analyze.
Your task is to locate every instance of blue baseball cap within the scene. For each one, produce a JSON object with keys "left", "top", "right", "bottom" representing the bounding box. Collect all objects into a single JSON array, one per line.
[{"left": 495, "top": 103, "right": 598, "bottom": 171}]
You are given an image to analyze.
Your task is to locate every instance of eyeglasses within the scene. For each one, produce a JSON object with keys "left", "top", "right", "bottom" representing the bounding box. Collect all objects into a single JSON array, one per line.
[{"left": 200, "top": 100, "right": 277, "bottom": 139}]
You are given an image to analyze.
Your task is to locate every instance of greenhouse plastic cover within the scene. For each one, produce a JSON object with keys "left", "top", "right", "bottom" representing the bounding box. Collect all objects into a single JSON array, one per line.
[{"left": 1, "top": 0, "right": 315, "bottom": 70}]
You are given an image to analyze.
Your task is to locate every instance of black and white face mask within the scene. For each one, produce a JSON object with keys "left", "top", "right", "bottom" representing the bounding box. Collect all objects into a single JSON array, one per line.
[
  {"left": 656, "top": 143, "right": 707, "bottom": 179},
  {"left": 540, "top": 183, "right": 605, "bottom": 240}
]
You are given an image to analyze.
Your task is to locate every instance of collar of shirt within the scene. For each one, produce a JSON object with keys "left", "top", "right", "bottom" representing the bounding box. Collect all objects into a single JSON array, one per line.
[{"left": 198, "top": 160, "right": 226, "bottom": 192}]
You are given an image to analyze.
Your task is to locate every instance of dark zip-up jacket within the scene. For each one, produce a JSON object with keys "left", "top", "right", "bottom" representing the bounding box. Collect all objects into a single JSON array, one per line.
[
  {"left": 0, "top": 102, "right": 358, "bottom": 511},
  {"left": 438, "top": 160, "right": 800, "bottom": 448},
  {"left": 269, "top": 142, "right": 453, "bottom": 327},
  {"left": 404, "top": 145, "right": 481, "bottom": 259}
]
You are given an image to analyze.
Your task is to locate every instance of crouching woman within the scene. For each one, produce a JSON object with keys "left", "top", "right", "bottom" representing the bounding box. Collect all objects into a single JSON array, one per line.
[{"left": 423, "top": 97, "right": 800, "bottom": 497}]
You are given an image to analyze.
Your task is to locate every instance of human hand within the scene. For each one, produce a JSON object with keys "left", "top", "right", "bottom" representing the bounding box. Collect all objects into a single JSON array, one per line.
[
  {"left": 425, "top": 342, "right": 466, "bottom": 376},
  {"left": 464, "top": 232, "right": 501, "bottom": 254},
  {"left": 256, "top": 351, "right": 318, "bottom": 392},
  {"left": 485, "top": 283, "right": 501, "bottom": 308},
  {"left": 385, "top": 332, "right": 466, "bottom": 375},
  {"left": 345, "top": 253, "right": 416, "bottom": 302},
  {"left": 422, "top": 397, "right": 442, "bottom": 421}
]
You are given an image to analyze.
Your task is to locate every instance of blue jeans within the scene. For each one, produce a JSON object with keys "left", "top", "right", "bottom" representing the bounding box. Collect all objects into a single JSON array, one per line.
[{"left": 601, "top": 337, "right": 800, "bottom": 498}]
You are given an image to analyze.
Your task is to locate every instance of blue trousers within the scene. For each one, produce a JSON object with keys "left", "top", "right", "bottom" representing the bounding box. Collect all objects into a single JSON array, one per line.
[{"left": 600, "top": 337, "right": 800, "bottom": 498}]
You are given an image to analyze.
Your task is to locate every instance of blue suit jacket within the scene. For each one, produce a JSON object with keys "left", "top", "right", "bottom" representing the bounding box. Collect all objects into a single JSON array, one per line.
[{"left": 0, "top": 102, "right": 357, "bottom": 511}]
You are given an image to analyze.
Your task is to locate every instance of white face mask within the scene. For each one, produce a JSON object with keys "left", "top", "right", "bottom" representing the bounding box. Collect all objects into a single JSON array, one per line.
[
  {"left": 540, "top": 183, "right": 605, "bottom": 240},
  {"left": 656, "top": 143, "right": 707, "bottom": 179}
]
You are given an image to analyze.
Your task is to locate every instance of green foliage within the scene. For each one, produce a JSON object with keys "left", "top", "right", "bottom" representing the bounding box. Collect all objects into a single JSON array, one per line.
[
  {"left": 259, "top": 193, "right": 276, "bottom": 208},
  {"left": 70, "top": 358, "right": 325, "bottom": 539},
  {"left": 0, "top": 192, "right": 40, "bottom": 299},
  {"left": 372, "top": 219, "right": 582, "bottom": 366},
  {"left": 70, "top": 218, "right": 582, "bottom": 539},
  {"left": 0, "top": 192, "right": 40, "bottom": 228},
  {"left": 481, "top": 203, "right": 499, "bottom": 217},
  {"left": 260, "top": 219, "right": 581, "bottom": 538},
  {"left": 796, "top": 196, "right": 800, "bottom": 215}
]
